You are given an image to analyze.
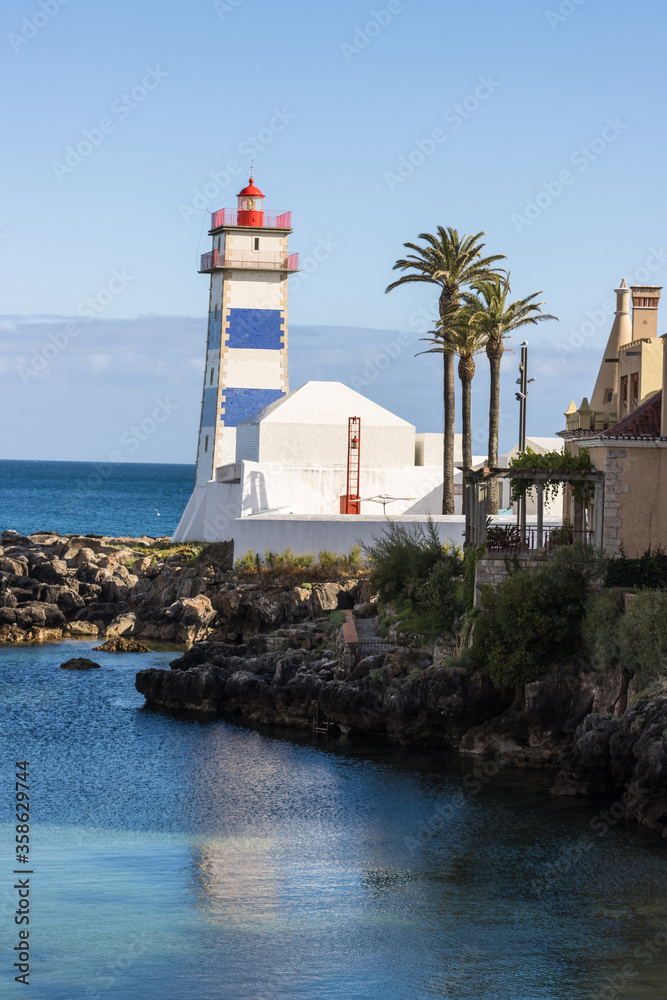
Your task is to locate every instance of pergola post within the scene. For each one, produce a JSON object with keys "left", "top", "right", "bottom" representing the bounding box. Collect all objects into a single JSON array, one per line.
[
  {"left": 594, "top": 479, "right": 605, "bottom": 549},
  {"left": 536, "top": 483, "right": 544, "bottom": 549},
  {"left": 478, "top": 481, "right": 487, "bottom": 546}
]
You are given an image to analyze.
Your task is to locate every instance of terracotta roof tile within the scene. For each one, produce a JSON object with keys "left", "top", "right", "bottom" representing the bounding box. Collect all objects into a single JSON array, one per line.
[{"left": 600, "top": 390, "right": 662, "bottom": 439}]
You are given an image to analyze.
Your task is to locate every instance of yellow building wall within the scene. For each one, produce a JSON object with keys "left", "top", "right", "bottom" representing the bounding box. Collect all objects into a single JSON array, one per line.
[{"left": 603, "top": 447, "right": 667, "bottom": 557}]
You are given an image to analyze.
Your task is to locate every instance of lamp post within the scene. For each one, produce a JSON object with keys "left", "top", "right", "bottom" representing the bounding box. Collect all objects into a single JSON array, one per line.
[{"left": 515, "top": 343, "right": 536, "bottom": 537}]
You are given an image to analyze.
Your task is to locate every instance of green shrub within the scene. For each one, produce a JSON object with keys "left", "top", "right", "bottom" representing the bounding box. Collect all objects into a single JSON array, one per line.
[
  {"left": 327, "top": 610, "right": 346, "bottom": 626},
  {"left": 235, "top": 549, "right": 258, "bottom": 572},
  {"left": 472, "top": 544, "right": 604, "bottom": 687},
  {"left": 365, "top": 519, "right": 463, "bottom": 612},
  {"left": 412, "top": 559, "right": 464, "bottom": 638},
  {"left": 318, "top": 550, "right": 340, "bottom": 572},
  {"left": 368, "top": 668, "right": 385, "bottom": 683},
  {"left": 581, "top": 590, "right": 625, "bottom": 671},
  {"left": 293, "top": 552, "right": 315, "bottom": 568},
  {"left": 463, "top": 546, "right": 480, "bottom": 612},
  {"left": 348, "top": 543, "right": 363, "bottom": 568},
  {"left": 618, "top": 591, "right": 667, "bottom": 688},
  {"left": 605, "top": 551, "right": 667, "bottom": 590},
  {"left": 300, "top": 582, "right": 313, "bottom": 591}
]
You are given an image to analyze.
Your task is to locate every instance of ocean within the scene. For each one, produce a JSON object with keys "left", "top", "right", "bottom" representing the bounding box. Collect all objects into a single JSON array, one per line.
[{"left": 0, "top": 459, "right": 195, "bottom": 539}]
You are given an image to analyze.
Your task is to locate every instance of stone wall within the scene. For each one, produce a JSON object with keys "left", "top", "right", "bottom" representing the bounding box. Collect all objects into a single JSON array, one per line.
[{"left": 474, "top": 551, "right": 551, "bottom": 607}]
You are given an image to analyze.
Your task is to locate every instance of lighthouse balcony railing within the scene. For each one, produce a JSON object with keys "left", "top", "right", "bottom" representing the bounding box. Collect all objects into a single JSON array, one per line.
[
  {"left": 210, "top": 209, "right": 292, "bottom": 229},
  {"left": 200, "top": 250, "right": 299, "bottom": 272}
]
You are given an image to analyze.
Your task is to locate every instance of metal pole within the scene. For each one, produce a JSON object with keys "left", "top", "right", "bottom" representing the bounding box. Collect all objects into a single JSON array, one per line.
[
  {"left": 519, "top": 343, "right": 528, "bottom": 452},
  {"left": 517, "top": 343, "right": 528, "bottom": 536}
]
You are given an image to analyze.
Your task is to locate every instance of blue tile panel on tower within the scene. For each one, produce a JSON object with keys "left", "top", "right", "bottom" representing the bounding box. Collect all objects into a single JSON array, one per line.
[
  {"left": 222, "top": 388, "right": 284, "bottom": 426},
  {"left": 207, "top": 309, "right": 222, "bottom": 350},
  {"left": 201, "top": 388, "right": 218, "bottom": 425},
  {"left": 226, "top": 308, "right": 284, "bottom": 350}
]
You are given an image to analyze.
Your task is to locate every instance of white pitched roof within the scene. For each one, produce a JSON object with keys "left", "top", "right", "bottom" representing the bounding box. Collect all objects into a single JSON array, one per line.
[{"left": 238, "top": 381, "right": 414, "bottom": 427}]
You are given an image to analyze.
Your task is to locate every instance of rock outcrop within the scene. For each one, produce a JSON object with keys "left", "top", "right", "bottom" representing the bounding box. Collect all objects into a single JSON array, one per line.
[
  {"left": 0, "top": 531, "right": 363, "bottom": 645},
  {"left": 93, "top": 636, "right": 151, "bottom": 652},
  {"left": 552, "top": 695, "right": 667, "bottom": 837},
  {"left": 60, "top": 657, "right": 101, "bottom": 670}
]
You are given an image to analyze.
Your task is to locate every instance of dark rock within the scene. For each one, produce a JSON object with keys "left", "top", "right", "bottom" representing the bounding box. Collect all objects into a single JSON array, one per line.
[
  {"left": 34, "top": 585, "right": 86, "bottom": 615},
  {"left": 552, "top": 697, "right": 667, "bottom": 838},
  {"left": 0, "top": 531, "right": 31, "bottom": 546},
  {"left": 60, "top": 657, "right": 101, "bottom": 670},
  {"left": 76, "top": 603, "right": 123, "bottom": 626},
  {"left": 195, "top": 541, "right": 234, "bottom": 571},
  {"left": 136, "top": 665, "right": 228, "bottom": 713},
  {"left": 0, "top": 589, "right": 17, "bottom": 609},
  {"left": 0, "top": 557, "right": 28, "bottom": 576},
  {"left": 30, "top": 560, "right": 69, "bottom": 584},
  {"left": 100, "top": 581, "right": 131, "bottom": 603},
  {"left": 15, "top": 603, "right": 65, "bottom": 629}
]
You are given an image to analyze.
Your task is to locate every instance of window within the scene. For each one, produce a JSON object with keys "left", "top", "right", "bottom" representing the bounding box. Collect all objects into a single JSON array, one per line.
[
  {"left": 606, "top": 389, "right": 613, "bottom": 403},
  {"left": 204, "top": 435, "right": 209, "bottom": 452},
  {"left": 620, "top": 375, "right": 628, "bottom": 415},
  {"left": 254, "top": 237, "right": 260, "bottom": 250},
  {"left": 630, "top": 372, "right": 639, "bottom": 411},
  {"left": 210, "top": 368, "right": 214, "bottom": 385}
]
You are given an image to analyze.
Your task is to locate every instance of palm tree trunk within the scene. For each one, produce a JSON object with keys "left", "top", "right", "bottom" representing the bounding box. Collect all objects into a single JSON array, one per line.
[
  {"left": 460, "top": 369, "right": 474, "bottom": 517},
  {"left": 442, "top": 350, "right": 455, "bottom": 514},
  {"left": 486, "top": 342, "right": 503, "bottom": 515}
]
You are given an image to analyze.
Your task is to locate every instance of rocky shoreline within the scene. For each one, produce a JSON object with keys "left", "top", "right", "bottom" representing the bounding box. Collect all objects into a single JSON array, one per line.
[{"left": 2, "top": 529, "right": 666, "bottom": 840}]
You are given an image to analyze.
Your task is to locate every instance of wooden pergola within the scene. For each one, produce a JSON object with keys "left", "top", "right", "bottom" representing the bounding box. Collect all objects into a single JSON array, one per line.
[{"left": 464, "top": 466, "right": 605, "bottom": 551}]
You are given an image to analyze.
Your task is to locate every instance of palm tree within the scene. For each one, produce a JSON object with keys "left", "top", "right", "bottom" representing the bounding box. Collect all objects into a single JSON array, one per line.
[
  {"left": 463, "top": 276, "right": 557, "bottom": 514},
  {"left": 421, "top": 309, "right": 485, "bottom": 514},
  {"left": 386, "top": 228, "right": 505, "bottom": 513}
]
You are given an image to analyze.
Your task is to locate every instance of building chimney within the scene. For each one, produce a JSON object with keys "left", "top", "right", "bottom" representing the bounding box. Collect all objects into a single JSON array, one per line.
[{"left": 631, "top": 284, "right": 662, "bottom": 341}]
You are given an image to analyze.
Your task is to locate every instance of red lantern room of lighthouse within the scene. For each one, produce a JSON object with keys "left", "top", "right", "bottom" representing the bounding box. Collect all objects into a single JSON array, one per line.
[{"left": 236, "top": 176, "right": 265, "bottom": 227}]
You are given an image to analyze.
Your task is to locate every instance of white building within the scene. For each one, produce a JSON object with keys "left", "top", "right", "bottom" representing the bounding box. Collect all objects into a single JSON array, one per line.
[{"left": 173, "top": 380, "right": 484, "bottom": 542}]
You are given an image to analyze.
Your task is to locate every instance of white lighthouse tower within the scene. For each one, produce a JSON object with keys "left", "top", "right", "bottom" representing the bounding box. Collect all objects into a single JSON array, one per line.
[{"left": 194, "top": 175, "right": 299, "bottom": 484}]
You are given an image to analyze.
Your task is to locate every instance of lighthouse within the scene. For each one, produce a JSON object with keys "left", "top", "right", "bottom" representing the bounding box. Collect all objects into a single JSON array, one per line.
[{"left": 194, "top": 176, "right": 299, "bottom": 484}]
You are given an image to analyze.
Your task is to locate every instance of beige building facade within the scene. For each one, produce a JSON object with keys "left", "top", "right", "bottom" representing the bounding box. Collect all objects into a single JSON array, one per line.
[{"left": 560, "top": 279, "right": 667, "bottom": 557}]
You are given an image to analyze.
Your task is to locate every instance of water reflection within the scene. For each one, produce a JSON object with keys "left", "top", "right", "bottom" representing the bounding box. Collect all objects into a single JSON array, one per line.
[{"left": 0, "top": 640, "right": 666, "bottom": 999}]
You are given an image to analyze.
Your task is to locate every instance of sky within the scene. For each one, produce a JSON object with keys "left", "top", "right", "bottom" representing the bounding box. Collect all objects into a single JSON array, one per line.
[{"left": 2, "top": 0, "right": 667, "bottom": 463}]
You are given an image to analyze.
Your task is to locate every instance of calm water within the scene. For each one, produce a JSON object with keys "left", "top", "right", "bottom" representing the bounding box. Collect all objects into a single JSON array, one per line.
[
  {"left": 0, "top": 639, "right": 666, "bottom": 999},
  {"left": 0, "top": 460, "right": 195, "bottom": 538}
]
